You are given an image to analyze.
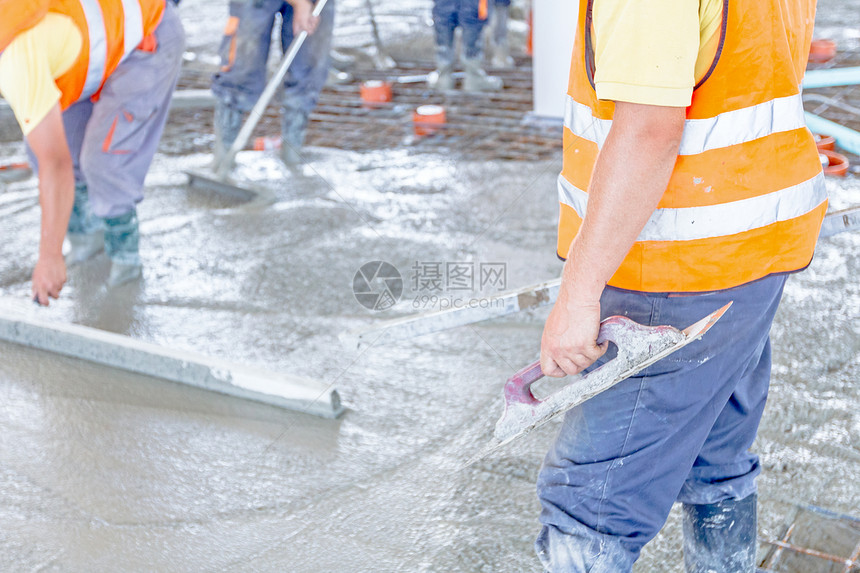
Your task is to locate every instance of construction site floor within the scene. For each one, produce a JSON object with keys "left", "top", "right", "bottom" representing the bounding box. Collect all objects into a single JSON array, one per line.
[{"left": 0, "top": 0, "right": 859, "bottom": 571}]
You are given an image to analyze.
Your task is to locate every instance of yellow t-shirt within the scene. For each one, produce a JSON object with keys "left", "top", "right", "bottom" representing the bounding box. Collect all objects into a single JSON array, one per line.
[
  {"left": 0, "top": 13, "right": 82, "bottom": 136},
  {"left": 591, "top": 0, "right": 723, "bottom": 107}
]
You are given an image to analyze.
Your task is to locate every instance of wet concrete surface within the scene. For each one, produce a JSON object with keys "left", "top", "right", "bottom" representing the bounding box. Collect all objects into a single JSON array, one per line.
[{"left": 1, "top": 0, "right": 859, "bottom": 571}]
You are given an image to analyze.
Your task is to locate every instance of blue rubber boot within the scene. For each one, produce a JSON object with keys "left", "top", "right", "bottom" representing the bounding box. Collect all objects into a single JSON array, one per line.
[
  {"left": 103, "top": 209, "right": 142, "bottom": 286},
  {"left": 682, "top": 493, "right": 758, "bottom": 573},
  {"left": 66, "top": 183, "right": 105, "bottom": 264}
]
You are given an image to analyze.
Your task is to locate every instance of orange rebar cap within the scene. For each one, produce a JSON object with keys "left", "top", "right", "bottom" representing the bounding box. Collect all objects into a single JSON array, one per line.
[
  {"left": 814, "top": 133, "right": 836, "bottom": 151},
  {"left": 809, "top": 39, "right": 837, "bottom": 64},
  {"left": 413, "top": 105, "right": 446, "bottom": 136},
  {"left": 360, "top": 80, "right": 393, "bottom": 104},
  {"left": 820, "top": 149, "right": 849, "bottom": 177}
]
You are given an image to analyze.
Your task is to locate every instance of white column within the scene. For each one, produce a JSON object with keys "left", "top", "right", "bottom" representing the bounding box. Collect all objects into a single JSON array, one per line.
[{"left": 532, "top": 0, "right": 579, "bottom": 120}]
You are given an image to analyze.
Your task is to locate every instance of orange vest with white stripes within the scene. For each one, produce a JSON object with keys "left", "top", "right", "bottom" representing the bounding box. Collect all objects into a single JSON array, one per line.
[
  {"left": 557, "top": 0, "right": 827, "bottom": 293},
  {"left": 0, "top": 0, "right": 165, "bottom": 110}
]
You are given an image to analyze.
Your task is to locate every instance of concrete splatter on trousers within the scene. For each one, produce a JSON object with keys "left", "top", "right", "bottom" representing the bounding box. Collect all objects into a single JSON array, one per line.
[{"left": 536, "top": 274, "right": 787, "bottom": 572}]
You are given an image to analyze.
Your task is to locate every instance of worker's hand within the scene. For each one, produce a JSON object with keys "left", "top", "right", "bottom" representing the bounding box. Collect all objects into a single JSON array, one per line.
[
  {"left": 31, "top": 253, "right": 67, "bottom": 306},
  {"left": 292, "top": 0, "right": 319, "bottom": 35},
  {"left": 540, "top": 288, "right": 607, "bottom": 378}
]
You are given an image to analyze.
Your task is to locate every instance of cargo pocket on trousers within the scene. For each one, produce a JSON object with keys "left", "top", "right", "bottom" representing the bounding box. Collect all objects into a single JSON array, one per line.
[{"left": 100, "top": 104, "right": 158, "bottom": 155}]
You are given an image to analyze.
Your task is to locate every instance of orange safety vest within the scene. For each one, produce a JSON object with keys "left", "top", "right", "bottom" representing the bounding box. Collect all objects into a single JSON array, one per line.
[
  {"left": 557, "top": 0, "right": 828, "bottom": 293},
  {"left": 0, "top": 0, "right": 165, "bottom": 110}
]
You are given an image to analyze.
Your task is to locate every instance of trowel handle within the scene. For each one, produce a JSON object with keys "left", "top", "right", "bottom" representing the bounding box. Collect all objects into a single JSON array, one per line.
[
  {"left": 503, "top": 316, "right": 670, "bottom": 407},
  {"left": 595, "top": 315, "right": 678, "bottom": 349},
  {"left": 503, "top": 360, "right": 544, "bottom": 406}
]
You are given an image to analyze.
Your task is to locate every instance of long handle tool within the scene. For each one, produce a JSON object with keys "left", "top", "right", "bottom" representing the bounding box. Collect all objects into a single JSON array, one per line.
[
  {"left": 819, "top": 205, "right": 860, "bottom": 237},
  {"left": 344, "top": 206, "right": 857, "bottom": 348},
  {"left": 462, "top": 302, "right": 732, "bottom": 468},
  {"left": 187, "top": 0, "right": 330, "bottom": 194}
]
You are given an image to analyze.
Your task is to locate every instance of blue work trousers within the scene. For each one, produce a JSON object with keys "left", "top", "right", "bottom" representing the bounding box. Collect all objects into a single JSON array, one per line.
[
  {"left": 210, "top": 0, "right": 334, "bottom": 116},
  {"left": 432, "top": 0, "right": 489, "bottom": 59},
  {"left": 535, "top": 274, "right": 788, "bottom": 572}
]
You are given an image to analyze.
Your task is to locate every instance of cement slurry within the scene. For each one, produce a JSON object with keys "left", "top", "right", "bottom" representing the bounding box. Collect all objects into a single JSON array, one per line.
[
  {"left": 1, "top": 143, "right": 859, "bottom": 572},
  {"left": 0, "top": 0, "right": 859, "bottom": 570}
]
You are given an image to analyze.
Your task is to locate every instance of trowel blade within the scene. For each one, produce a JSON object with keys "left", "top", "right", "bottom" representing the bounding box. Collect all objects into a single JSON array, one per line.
[
  {"left": 185, "top": 168, "right": 259, "bottom": 201},
  {"left": 462, "top": 302, "right": 732, "bottom": 469}
]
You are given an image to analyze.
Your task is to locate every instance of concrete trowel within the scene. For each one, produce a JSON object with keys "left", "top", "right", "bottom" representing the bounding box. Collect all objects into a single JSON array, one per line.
[{"left": 463, "top": 301, "right": 732, "bottom": 468}]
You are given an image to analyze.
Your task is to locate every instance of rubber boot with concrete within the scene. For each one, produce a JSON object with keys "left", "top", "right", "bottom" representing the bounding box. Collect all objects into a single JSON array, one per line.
[
  {"left": 280, "top": 109, "right": 309, "bottom": 166},
  {"left": 682, "top": 493, "right": 758, "bottom": 573},
  {"left": 463, "top": 57, "right": 503, "bottom": 92},
  {"left": 104, "top": 209, "right": 142, "bottom": 287},
  {"left": 213, "top": 101, "right": 243, "bottom": 170},
  {"left": 491, "top": 7, "right": 515, "bottom": 68},
  {"left": 427, "top": 45, "right": 455, "bottom": 91},
  {"left": 66, "top": 182, "right": 104, "bottom": 264}
]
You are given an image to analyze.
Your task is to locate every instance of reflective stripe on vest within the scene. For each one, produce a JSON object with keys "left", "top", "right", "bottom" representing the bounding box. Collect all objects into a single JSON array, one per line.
[
  {"left": 564, "top": 93, "right": 808, "bottom": 156},
  {"left": 121, "top": 0, "right": 144, "bottom": 58},
  {"left": 557, "top": 0, "right": 825, "bottom": 293},
  {"left": 558, "top": 171, "right": 826, "bottom": 242},
  {"left": 0, "top": 1, "right": 164, "bottom": 108},
  {"left": 79, "top": 0, "right": 107, "bottom": 100},
  {"left": 78, "top": 0, "right": 146, "bottom": 100}
]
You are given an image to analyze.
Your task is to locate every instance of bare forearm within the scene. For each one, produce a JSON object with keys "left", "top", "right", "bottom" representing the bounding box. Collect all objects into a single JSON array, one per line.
[
  {"left": 562, "top": 103, "right": 685, "bottom": 303},
  {"left": 540, "top": 103, "right": 684, "bottom": 376},
  {"left": 37, "top": 159, "right": 74, "bottom": 259}
]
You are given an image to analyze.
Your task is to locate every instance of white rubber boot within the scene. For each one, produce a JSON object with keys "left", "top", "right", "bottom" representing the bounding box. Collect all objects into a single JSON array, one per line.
[
  {"left": 463, "top": 57, "right": 503, "bottom": 92},
  {"left": 427, "top": 45, "right": 455, "bottom": 91}
]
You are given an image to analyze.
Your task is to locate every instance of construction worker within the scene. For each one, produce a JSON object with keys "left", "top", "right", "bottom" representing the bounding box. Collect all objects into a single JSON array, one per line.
[
  {"left": 537, "top": 0, "right": 825, "bottom": 571},
  {"left": 0, "top": 0, "right": 185, "bottom": 303},
  {"left": 211, "top": 0, "right": 334, "bottom": 168},
  {"left": 428, "top": 0, "right": 503, "bottom": 91}
]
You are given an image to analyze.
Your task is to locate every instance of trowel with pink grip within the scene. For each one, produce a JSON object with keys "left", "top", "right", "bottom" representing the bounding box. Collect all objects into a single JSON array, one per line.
[{"left": 463, "top": 302, "right": 732, "bottom": 468}]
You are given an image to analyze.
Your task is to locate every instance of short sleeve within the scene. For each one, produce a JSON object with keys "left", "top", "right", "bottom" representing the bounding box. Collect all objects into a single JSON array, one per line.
[
  {"left": 591, "top": 0, "right": 701, "bottom": 107},
  {"left": 0, "top": 14, "right": 81, "bottom": 136}
]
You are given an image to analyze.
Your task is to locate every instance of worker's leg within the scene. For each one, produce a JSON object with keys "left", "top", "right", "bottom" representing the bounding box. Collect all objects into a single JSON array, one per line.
[
  {"left": 278, "top": 0, "right": 335, "bottom": 164},
  {"left": 535, "top": 274, "right": 787, "bottom": 572},
  {"left": 459, "top": 0, "right": 502, "bottom": 91},
  {"left": 489, "top": 0, "right": 513, "bottom": 67},
  {"left": 682, "top": 493, "right": 757, "bottom": 573},
  {"left": 677, "top": 328, "right": 776, "bottom": 572},
  {"left": 79, "top": 1, "right": 185, "bottom": 285},
  {"left": 210, "top": 0, "right": 280, "bottom": 162},
  {"left": 428, "top": 0, "right": 458, "bottom": 90}
]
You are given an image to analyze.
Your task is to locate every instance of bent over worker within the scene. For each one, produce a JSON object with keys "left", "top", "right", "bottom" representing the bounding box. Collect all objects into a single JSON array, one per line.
[
  {"left": 211, "top": 0, "right": 334, "bottom": 168},
  {"left": 0, "top": 0, "right": 185, "bottom": 303},
  {"left": 537, "top": 0, "right": 825, "bottom": 571}
]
